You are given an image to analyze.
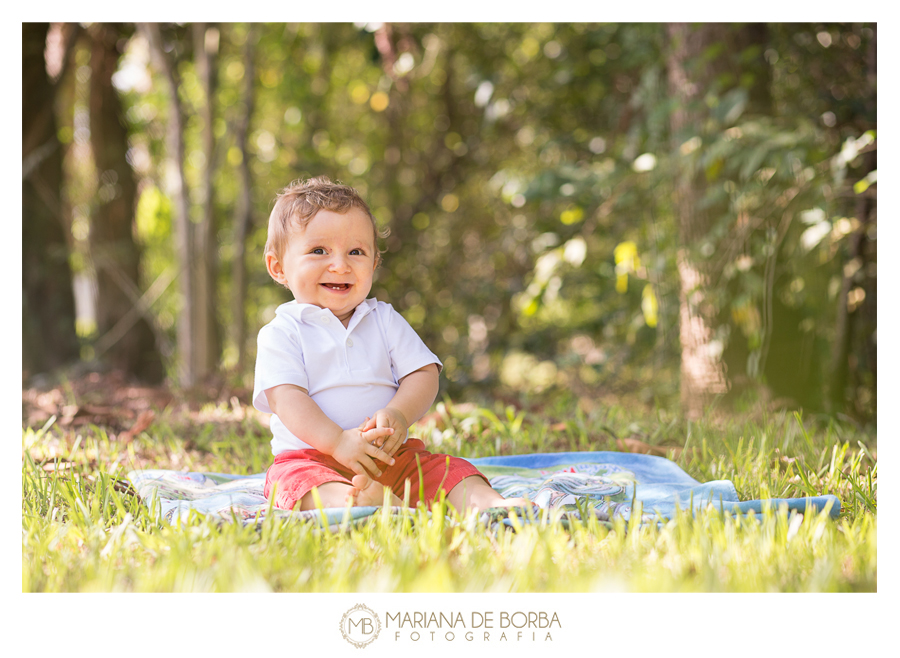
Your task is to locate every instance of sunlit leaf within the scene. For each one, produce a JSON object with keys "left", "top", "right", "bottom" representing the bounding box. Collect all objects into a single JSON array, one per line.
[
  {"left": 641, "top": 284, "right": 658, "bottom": 327},
  {"left": 800, "top": 221, "right": 831, "bottom": 252},
  {"left": 614, "top": 241, "right": 638, "bottom": 266},
  {"left": 559, "top": 206, "right": 584, "bottom": 224},
  {"left": 632, "top": 153, "right": 657, "bottom": 172},
  {"left": 853, "top": 169, "right": 876, "bottom": 194}
]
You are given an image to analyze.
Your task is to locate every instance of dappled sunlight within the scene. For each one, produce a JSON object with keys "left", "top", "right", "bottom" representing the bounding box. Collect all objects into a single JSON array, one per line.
[
  {"left": 23, "top": 23, "right": 876, "bottom": 418},
  {"left": 677, "top": 255, "right": 728, "bottom": 418}
]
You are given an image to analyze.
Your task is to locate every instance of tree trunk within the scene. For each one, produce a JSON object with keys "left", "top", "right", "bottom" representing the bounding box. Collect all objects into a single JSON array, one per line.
[
  {"left": 667, "top": 23, "right": 727, "bottom": 418},
  {"left": 231, "top": 25, "right": 256, "bottom": 374},
  {"left": 193, "top": 23, "right": 221, "bottom": 380},
  {"left": 829, "top": 27, "right": 877, "bottom": 414},
  {"left": 139, "top": 23, "right": 195, "bottom": 386},
  {"left": 828, "top": 173, "right": 873, "bottom": 414},
  {"left": 666, "top": 23, "right": 771, "bottom": 418},
  {"left": 22, "top": 22, "right": 80, "bottom": 377},
  {"left": 373, "top": 24, "right": 406, "bottom": 254},
  {"left": 88, "top": 23, "right": 164, "bottom": 382}
]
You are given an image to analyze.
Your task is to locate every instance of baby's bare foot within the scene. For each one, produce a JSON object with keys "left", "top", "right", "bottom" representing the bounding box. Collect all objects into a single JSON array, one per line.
[
  {"left": 494, "top": 496, "right": 532, "bottom": 508},
  {"left": 346, "top": 474, "right": 402, "bottom": 507}
]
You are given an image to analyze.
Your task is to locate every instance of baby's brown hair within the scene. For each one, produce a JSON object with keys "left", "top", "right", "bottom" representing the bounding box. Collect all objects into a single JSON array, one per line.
[{"left": 264, "top": 176, "right": 386, "bottom": 268}]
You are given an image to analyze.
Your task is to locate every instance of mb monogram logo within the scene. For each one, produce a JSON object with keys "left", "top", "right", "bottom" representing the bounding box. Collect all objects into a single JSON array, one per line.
[{"left": 340, "top": 604, "right": 382, "bottom": 648}]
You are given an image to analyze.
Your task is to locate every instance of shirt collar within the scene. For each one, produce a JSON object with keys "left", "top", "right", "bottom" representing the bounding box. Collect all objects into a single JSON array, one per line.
[
  {"left": 275, "top": 298, "right": 377, "bottom": 328},
  {"left": 346, "top": 298, "right": 377, "bottom": 332}
]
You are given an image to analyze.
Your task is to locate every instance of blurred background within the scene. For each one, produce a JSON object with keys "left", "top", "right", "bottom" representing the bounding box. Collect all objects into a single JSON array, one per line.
[{"left": 22, "top": 22, "right": 876, "bottom": 421}]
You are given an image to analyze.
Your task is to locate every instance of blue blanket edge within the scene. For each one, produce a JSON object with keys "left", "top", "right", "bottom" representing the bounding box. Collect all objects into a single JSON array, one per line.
[{"left": 466, "top": 451, "right": 841, "bottom": 519}]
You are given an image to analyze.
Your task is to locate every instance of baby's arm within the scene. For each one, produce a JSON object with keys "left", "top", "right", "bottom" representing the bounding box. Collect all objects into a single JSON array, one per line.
[
  {"left": 265, "top": 384, "right": 396, "bottom": 481},
  {"left": 363, "top": 363, "right": 440, "bottom": 456}
]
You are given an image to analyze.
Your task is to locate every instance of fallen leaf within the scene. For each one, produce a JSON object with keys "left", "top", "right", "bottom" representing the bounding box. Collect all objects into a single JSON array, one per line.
[
  {"left": 42, "top": 460, "right": 75, "bottom": 472},
  {"left": 120, "top": 410, "right": 155, "bottom": 442}
]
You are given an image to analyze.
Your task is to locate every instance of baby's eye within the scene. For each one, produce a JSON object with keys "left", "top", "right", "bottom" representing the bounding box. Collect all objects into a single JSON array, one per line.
[
  {"left": 311, "top": 247, "right": 326, "bottom": 255},
  {"left": 350, "top": 248, "right": 365, "bottom": 256}
]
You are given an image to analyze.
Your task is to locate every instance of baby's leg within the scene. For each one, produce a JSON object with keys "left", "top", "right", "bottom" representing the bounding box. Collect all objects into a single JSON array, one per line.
[
  {"left": 298, "top": 477, "right": 402, "bottom": 510},
  {"left": 446, "top": 475, "right": 531, "bottom": 512}
]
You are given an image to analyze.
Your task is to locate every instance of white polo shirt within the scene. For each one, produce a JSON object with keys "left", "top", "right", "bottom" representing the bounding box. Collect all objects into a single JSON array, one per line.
[{"left": 252, "top": 298, "right": 442, "bottom": 455}]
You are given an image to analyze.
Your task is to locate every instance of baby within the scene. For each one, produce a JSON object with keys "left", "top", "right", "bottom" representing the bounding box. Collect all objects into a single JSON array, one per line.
[{"left": 253, "top": 176, "right": 529, "bottom": 513}]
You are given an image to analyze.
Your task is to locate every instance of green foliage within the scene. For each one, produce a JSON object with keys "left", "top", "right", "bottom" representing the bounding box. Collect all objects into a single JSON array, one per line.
[
  {"left": 494, "top": 23, "right": 876, "bottom": 414},
  {"left": 61, "top": 22, "right": 875, "bottom": 415}
]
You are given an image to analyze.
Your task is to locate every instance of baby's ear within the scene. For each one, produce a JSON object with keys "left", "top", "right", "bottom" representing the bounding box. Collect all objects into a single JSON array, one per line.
[{"left": 265, "top": 252, "right": 287, "bottom": 285}]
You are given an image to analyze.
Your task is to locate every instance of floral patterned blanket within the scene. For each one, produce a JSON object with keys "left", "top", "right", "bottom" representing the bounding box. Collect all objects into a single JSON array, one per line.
[{"left": 127, "top": 451, "right": 840, "bottom": 529}]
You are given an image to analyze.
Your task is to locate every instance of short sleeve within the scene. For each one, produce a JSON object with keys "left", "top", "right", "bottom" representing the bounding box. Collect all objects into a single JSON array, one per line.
[
  {"left": 380, "top": 303, "right": 443, "bottom": 381},
  {"left": 252, "top": 321, "right": 309, "bottom": 413}
]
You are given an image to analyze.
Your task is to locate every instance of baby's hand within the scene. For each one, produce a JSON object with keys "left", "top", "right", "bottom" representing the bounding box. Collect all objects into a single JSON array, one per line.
[
  {"left": 360, "top": 407, "right": 409, "bottom": 457},
  {"left": 332, "top": 426, "right": 396, "bottom": 480}
]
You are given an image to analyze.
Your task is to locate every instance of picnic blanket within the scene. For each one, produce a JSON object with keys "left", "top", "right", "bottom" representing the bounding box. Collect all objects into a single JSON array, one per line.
[{"left": 127, "top": 451, "right": 840, "bottom": 529}]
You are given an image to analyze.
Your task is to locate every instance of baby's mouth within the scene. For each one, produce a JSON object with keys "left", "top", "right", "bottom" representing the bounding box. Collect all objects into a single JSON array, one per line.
[{"left": 322, "top": 283, "right": 351, "bottom": 291}]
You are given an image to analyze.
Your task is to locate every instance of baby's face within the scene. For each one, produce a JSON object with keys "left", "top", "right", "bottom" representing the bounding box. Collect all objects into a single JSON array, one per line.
[{"left": 271, "top": 208, "right": 378, "bottom": 326}]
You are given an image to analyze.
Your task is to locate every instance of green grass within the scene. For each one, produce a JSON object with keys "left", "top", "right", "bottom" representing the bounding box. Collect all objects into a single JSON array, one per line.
[{"left": 22, "top": 399, "right": 876, "bottom": 592}]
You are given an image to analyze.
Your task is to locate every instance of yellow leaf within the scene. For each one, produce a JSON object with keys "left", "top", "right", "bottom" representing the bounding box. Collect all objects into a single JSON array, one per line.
[
  {"left": 614, "top": 241, "right": 638, "bottom": 266},
  {"left": 642, "top": 284, "right": 658, "bottom": 327},
  {"left": 560, "top": 206, "right": 584, "bottom": 225}
]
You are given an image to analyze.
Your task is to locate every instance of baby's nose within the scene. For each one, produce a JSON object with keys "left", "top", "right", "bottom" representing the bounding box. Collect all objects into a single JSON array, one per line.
[{"left": 328, "top": 254, "right": 351, "bottom": 271}]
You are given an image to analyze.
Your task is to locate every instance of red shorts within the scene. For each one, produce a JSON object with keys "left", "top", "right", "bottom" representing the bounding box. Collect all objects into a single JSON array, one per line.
[{"left": 264, "top": 438, "right": 489, "bottom": 510}]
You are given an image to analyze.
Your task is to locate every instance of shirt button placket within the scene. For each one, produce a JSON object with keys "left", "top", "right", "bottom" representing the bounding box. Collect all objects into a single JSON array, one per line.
[{"left": 344, "top": 336, "right": 354, "bottom": 371}]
